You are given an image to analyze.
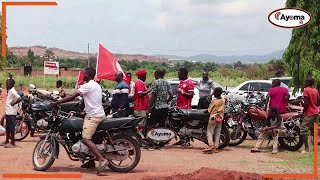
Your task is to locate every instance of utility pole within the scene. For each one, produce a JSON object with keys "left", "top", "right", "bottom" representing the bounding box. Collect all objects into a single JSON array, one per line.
[{"left": 87, "top": 43, "right": 90, "bottom": 67}]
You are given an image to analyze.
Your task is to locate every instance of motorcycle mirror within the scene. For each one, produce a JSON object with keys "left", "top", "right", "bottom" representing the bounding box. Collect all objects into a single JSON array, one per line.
[{"left": 29, "top": 84, "right": 36, "bottom": 89}]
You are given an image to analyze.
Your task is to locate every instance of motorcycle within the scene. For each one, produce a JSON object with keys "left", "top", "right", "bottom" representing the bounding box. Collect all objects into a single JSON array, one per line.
[
  {"left": 244, "top": 102, "right": 303, "bottom": 151},
  {"left": 32, "top": 101, "right": 142, "bottom": 172},
  {"left": 223, "top": 98, "right": 248, "bottom": 146},
  {"left": 150, "top": 106, "right": 231, "bottom": 149},
  {"left": 28, "top": 84, "right": 60, "bottom": 101},
  {"left": 15, "top": 95, "right": 53, "bottom": 141},
  {"left": 15, "top": 88, "right": 112, "bottom": 141}
]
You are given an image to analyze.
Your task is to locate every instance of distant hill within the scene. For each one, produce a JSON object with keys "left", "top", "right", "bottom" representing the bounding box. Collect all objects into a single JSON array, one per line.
[
  {"left": 9, "top": 46, "right": 284, "bottom": 64},
  {"left": 9, "top": 46, "right": 168, "bottom": 62},
  {"left": 155, "top": 50, "right": 285, "bottom": 64}
]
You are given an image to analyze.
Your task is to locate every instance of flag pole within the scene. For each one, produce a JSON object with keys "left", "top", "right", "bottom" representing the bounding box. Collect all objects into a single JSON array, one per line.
[{"left": 88, "top": 43, "right": 90, "bottom": 68}]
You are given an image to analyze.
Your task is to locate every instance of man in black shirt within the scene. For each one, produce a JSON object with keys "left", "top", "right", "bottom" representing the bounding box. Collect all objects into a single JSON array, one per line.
[{"left": 251, "top": 107, "right": 285, "bottom": 154}]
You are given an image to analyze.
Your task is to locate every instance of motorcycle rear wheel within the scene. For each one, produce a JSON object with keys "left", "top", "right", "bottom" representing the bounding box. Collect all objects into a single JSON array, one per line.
[
  {"left": 108, "top": 135, "right": 141, "bottom": 172},
  {"left": 14, "top": 120, "right": 30, "bottom": 141},
  {"left": 278, "top": 134, "right": 303, "bottom": 151}
]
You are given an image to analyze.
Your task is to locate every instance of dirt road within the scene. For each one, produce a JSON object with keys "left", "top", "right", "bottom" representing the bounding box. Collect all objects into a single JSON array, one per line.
[
  {"left": 0, "top": 135, "right": 311, "bottom": 180},
  {"left": 0, "top": 91, "right": 313, "bottom": 180}
]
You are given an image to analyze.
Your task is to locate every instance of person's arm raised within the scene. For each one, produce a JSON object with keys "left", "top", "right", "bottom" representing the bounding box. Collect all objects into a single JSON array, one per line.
[{"left": 53, "top": 92, "right": 80, "bottom": 107}]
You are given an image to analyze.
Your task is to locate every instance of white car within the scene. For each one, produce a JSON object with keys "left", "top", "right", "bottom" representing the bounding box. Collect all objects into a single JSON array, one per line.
[{"left": 228, "top": 80, "right": 290, "bottom": 102}]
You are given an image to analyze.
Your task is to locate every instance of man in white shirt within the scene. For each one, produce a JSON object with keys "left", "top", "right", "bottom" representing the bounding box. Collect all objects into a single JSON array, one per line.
[
  {"left": 53, "top": 68, "right": 108, "bottom": 175},
  {"left": 0, "top": 79, "right": 22, "bottom": 148}
]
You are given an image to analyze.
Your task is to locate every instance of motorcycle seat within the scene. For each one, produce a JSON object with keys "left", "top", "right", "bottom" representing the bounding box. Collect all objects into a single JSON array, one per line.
[
  {"left": 62, "top": 117, "right": 135, "bottom": 133},
  {"left": 180, "top": 109, "right": 209, "bottom": 120},
  {"left": 288, "top": 105, "right": 303, "bottom": 112},
  {"left": 280, "top": 112, "right": 300, "bottom": 121}
]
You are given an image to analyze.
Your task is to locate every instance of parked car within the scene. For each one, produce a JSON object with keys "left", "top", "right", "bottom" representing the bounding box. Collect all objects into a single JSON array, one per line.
[
  {"left": 228, "top": 80, "right": 289, "bottom": 102},
  {"left": 270, "top": 77, "right": 291, "bottom": 87}
]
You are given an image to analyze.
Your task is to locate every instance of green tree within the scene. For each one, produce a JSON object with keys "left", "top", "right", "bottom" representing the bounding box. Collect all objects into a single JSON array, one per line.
[
  {"left": 6, "top": 51, "right": 18, "bottom": 65},
  {"left": 283, "top": 0, "right": 320, "bottom": 91},
  {"left": 0, "top": 13, "right": 7, "bottom": 69},
  {"left": 268, "top": 59, "right": 287, "bottom": 77},
  {"left": 27, "top": 49, "right": 35, "bottom": 65},
  {"left": 44, "top": 49, "right": 55, "bottom": 60}
]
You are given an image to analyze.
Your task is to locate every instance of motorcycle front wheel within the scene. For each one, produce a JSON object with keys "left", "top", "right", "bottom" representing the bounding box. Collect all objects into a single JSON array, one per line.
[
  {"left": 228, "top": 124, "right": 247, "bottom": 146},
  {"left": 218, "top": 125, "right": 231, "bottom": 149},
  {"left": 107, "top": 135, "right": 141, "bottom": 172},
  {"left": 32, "top": 139, "right": 55, "bottom": 171}
]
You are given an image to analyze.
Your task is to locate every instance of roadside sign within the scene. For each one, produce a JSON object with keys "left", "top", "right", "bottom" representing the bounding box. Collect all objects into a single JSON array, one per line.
[{"left": 44, "top": 61, "right": 59, "bottom": 75}]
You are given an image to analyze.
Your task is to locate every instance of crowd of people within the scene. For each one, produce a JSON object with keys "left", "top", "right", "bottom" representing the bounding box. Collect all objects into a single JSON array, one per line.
[{"left": 0, "top": 68, "right": 319, "bottom": 175}]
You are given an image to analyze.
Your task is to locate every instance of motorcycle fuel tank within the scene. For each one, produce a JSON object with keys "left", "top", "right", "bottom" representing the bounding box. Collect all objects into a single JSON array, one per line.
[{"left": 248, "top": 106, "right": 268, "bottom": 121}]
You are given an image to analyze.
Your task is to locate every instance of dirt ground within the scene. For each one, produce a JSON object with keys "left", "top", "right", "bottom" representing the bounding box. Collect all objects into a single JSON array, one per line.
[{"left": 0, "top": 92, "right": 315, "bottom": 180}]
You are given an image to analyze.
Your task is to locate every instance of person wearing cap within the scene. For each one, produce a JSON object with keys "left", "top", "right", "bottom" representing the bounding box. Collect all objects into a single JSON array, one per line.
[{"left": 134, "top": 70, "right": 150, "bottom": 120}]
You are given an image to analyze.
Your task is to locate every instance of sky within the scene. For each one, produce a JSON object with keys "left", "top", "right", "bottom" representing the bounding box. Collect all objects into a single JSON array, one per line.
[{"left": 2, "top": 0, "right": 292, "bottom": 56}]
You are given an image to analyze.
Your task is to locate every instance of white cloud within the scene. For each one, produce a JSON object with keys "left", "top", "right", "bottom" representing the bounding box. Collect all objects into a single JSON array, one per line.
[{"left": 150, "top": 0, "right": 286, "bottom": 31}]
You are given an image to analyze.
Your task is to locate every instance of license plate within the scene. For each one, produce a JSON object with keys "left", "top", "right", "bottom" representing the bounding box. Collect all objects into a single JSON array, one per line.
[{"left": 227, "top": 119, "right": 234, "bottom": 127}]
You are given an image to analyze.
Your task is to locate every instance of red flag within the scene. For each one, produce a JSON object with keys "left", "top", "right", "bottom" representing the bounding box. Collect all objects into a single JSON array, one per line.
[
  {"left": 96, "top": 43, "right": 126, "bottom": 81},
  {"left": 76, "top": 71, "right": 85, "bottom": 89}
]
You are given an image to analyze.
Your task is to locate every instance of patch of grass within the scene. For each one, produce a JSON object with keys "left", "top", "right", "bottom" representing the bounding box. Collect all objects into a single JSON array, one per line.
[
  {"left": 0, "top": 70, "right": 248, "bottom": 90},
  {"left": 268, "top": 140, "right": 319, "bottom": 171}
]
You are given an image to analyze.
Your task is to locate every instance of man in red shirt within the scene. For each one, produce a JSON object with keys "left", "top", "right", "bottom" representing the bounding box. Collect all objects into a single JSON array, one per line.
[
  {"left": 174, "top": 68, "right": 194, "bottom": 146},
  {"left": 134, "top": 70, "right": 150, "bottom": 119},
  {"left": 301, "top": 77, "right": 319, "bottom": 153},
  {"left": 265, "top": 79, "right": 290, "bottom": 113},
  {"left": 177, "top": 68, "right": 194, "bottom": 109}
]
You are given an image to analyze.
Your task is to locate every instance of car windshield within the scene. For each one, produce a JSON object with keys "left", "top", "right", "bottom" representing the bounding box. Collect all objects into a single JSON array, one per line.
[
  {"left": 280, "top": 79, "right": 291, "bottom": 86},
  {"left": 280, "top": 82, "right": 292, "bottom": 91}
]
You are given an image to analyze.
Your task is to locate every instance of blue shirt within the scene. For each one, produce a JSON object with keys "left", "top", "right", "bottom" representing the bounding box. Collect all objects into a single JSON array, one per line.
[{"left": 111, "top": 81, "right": 129, "bottom": 110}]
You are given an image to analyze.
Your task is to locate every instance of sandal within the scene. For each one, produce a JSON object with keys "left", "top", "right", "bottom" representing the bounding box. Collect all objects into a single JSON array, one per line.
[
  {"left": 0, "top": 141, "right": 8, "bottom": 146},
  {"left": 4, "top": 143, "right": 15, "bottom": 148},
  {"left": 96, "top": 160, "right": 109, "bottom": 176}
]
